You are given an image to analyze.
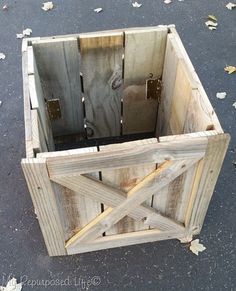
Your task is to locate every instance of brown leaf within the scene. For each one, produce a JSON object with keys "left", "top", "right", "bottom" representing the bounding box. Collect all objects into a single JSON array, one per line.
[{"left": 208, "top": 15, "right": 217, "bottom": 21}]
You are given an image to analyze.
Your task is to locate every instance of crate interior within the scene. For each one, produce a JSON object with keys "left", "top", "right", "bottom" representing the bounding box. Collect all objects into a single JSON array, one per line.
[{"left": 28, "top": 26, "right": 220, "bottom": 155}]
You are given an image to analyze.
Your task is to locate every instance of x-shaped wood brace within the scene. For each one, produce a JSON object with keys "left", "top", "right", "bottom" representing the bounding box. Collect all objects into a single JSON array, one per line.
[{"left": 51, "top": 157, "right": 200, "bottom": 250}]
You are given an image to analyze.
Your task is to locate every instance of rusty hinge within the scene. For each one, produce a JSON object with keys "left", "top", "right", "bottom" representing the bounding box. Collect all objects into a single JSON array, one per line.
[
  {"left": 146, "top": 77, "right": 162, "bottom": 102},
  {"left": 46, "top": 99, "right": 61, "bottom": 121}
]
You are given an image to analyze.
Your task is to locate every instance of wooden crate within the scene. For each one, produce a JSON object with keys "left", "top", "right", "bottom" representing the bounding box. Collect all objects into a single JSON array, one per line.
[{"left": 21, "top": 25, "right": 230, "bottom": 257}]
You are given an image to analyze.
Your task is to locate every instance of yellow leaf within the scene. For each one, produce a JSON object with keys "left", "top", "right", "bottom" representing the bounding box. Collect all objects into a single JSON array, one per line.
[
  {"left": 208, "top": 15, "right": 217, "bottom": 21},
  {"left": 224, "top": 65, "right": 236, "bottom": 74}
]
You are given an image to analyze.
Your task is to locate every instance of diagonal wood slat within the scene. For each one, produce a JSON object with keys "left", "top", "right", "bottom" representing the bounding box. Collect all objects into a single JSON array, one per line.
[
  {"left": 65, "top": 158, "right": 200, "bottom": 248},
  {"left": 51, "top": 174, "right": 185, "bottom": 232}
]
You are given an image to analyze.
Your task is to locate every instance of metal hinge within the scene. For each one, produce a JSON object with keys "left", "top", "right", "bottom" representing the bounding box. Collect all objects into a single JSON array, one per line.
[
  {"left": 146, "top": 77, "right": 162, "bottom": 103},
  {"left": 46, "top": 99, "right": 61, "bottom": 121}
]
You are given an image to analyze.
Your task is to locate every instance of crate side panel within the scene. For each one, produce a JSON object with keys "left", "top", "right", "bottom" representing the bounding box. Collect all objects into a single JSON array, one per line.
[
  {"left": 169, "top": 27, "right": 223, "bottom": 133},
  {"left": 123, "top": 27, "right": 168, "bottom": 134},
  {"left": 33, "top": 39, "right": 84, "bottom": 136},
  {"left": 80, "top": 33, "right": 123, "bottom": 139}
]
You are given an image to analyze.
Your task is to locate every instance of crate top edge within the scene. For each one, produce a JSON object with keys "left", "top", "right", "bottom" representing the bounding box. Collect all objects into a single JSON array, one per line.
[{"left": 21, "top": 24, "right": 175, "bottom": 48}]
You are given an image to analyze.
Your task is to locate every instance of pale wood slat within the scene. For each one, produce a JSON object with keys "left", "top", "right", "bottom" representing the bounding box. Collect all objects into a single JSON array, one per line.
[
  {"left": 46, "top": 137, "right": 207, "bottom": 178},
  {"left": 31, "top": 109, "right": 48, "bottom": 153},
  {"left": 21, "top": 158, "right": 66, "bottom": 256},
  {"left": 67, "top": 229, "right": 185, "bottom": 255},
  {"left": 169, "top": 27, "right": 223, "bottom": 133},
  {"left": 27, "top": 46, "right": 54, "bottom": 151},
  {"left": 123, "top": 27, "right": 167, "bottom": 134},
  {"left": 65, "top": 158, "right": 199, "bottom": 248},
  {"left": 22, "top": 45, "right": 34, "bottom": 157},
  {"left": 186, "top": 133, "right": 230, "bottom": 235},
  {"left": 79, "top": 32, "right": 123, "bottom": 138},
  {"left": 33, "top": 39, "right": 84, "bottom": 136},
  {"left": 51, "top": 147, "right": 102, "bottom": 241}
]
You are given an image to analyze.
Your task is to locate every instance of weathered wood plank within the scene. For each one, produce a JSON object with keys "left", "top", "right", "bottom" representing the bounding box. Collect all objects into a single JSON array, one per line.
[
  {"left": 51, "top": 147, "right": 102, "bottom": 241},
  {"left": 31, "top": 109, "right": 48, "bottom": 153},
  {"left": 65, "top": 158, "right": 199, "bottom": 247},
  {"left": 123, "top": 27, "right": 167, "bottom": 134},
  {"left": 185, "top": 133, "right": 230, "bottom": 235},
  {"left": 156, "top": 34, "right": 181, "bottom": 137},
  {"left": 169, "top": 27, "right": 223, "bottom": 133},
  {"left": 46, "top": 137, "right": 207, "bottom": 178},
  {"left": 27, "top": 46, "right": 54, "bottom": 151},
  {"left": 21, "top": 158, "right": 66, "bottom": 256},
  {"left": 67, "top": 228, "right": 185, "bottom": 255},
  {"left": 183, "top": 89, "right": 218, "bottom": 133},
  {"left": 79, "top": 32, "right": 123, "bottom": 138},
  {"left": 169, "top": 58, "right": 196, "bottom": 135},
  {"left": 33, "top": 39, "right": 84, "bottom": 136},
  {"left": 100, "top": 139, "right": 157, "bottom": 234},
  {"left": 22, "top": 46, "right": 34, "bottom": 158}
]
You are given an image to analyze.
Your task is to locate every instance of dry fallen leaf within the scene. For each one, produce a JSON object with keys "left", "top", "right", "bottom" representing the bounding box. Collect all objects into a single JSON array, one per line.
[
  {"left": 208, "top": 26, "right": 217, "bottom": 31},
  {"left": 16, "top": 28, "right": 32, "bottom": 39},
  {"left": 16, "top": 33, "right": 24, "bottom": 39},
  {"left": 0, "top": 53, "right": 6, "bottom": 60},
  {"left": 208, "top": 15, "right": 217, "bottom": 21},
  {"left": 42, "top": 2, "right": 54, "bottom": 11},
  {"left": 94, "top": 7, "right": 103, "bottom": 13},
  {"left": 205, "top": 20, "right": 218, "bottom": 27},
  {"left": 224, "top": 65, "right": 236, "bottom": 74},
  {"left": 0, "top": 278, "right": 22, "bottom": 291},
  {"left": 216, "top": 92, "right": 227, "bottom": 99},
  {"left": 132, "top": 2, "right": 142, "bottom": 8},
  {"left": 164, "top": 0, "right": 172, "bottom": 4},
  {"left": 23, "top": 28, "right": 32, "bottom": 36},
  {"left": 226, "top": 2, "right": 236, "bottom": 10},
  {"left": 190, "top": 239, "right": 206, "bottom": 256},
  {"left": 232, "top": 101, "right": 236, "bottom": 108}
]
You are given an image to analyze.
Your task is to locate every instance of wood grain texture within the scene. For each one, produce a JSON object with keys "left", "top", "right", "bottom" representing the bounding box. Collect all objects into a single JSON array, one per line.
[
  {"left": 21, "top": 158, "right": 66, "bottom": 256},
  {"left": 51, "top": 174, "right": 184, "bottom": 232},
  {"left": 100, "top": 139, "right": 157, "bottom": 234},
  {"left": 65, "top": 158, "right": 199, "bottom": 247},
  {"left": 22, "top": 48, "right": 34, "bottom": 158},
  {"left": 28, "top": 47, "right": 54, "bottom": 151},
  {"left": 183, "top": 89, "right": 218, "bottom": 133},
  {"left": 186, "top": 133, "right": 230, "bottom": 234},
  {"left": 169, "top": 58, "right": 196, "bottom": 135},
  {"left": 31, "top": 109, "right": 48, "bottom": 153},
  {"left": 67, "top": 228, "right": 185, "bottom": 255},
  {"left": 156, "top": 34, "right": 180, "bottom": 137},
  {"left": 123, "top": 27, "right": 167, "bottom": 134},
  {"left": 46, "top": 137, "right": 207, "bottom": 178},
  {"left": 80, "top": 32, "right": 123, "bottom": 138},
  {"left": 49, "top": 147, "right": 101, "bottom": 241},
  {"left": 33, "top": 39, "right": 84, "bottom": 136},
  {"left": 169, "top": 27, "right": 223, "bottom": 133}
]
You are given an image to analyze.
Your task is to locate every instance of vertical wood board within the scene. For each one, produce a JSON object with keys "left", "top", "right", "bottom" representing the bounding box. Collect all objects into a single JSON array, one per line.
[
  {"left": 80, "top": 32, "right": 123, "bottom": 138},
  {"left": 123, "top": 27, "right": 168, "bottom": 134},
  {"left": 33, "top": 39, "right": 84, "bottom": 136}
]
